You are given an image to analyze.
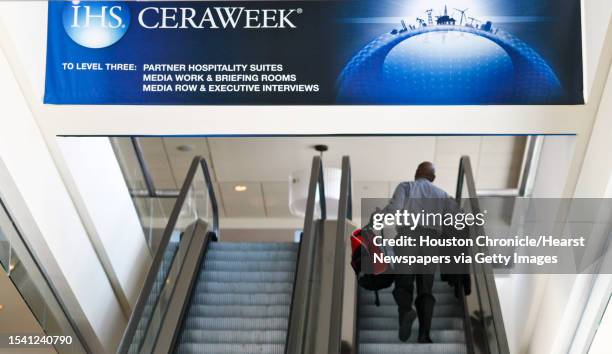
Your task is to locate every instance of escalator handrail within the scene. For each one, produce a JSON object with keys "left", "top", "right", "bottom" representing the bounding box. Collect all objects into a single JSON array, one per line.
[
  {"left": 329, "top": 156, "right": 354, "bottom": 353},
  {"left": 285, "top": 156, "right": 326, "bottom": 354},
  {"left": 456, "top": 155, "right": 510, "bottom": 354},
  {"left": 117, "top": 155, "right": 219, "bottom": 354}
]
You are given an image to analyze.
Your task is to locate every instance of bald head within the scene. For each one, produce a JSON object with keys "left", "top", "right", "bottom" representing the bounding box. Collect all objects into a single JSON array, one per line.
[{"left": 415, "top": 161, "right": 436, "bottom": 182}]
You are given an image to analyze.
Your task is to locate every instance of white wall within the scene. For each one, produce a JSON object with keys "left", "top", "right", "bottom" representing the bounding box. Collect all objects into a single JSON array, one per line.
[
  {"left": 0, "top": 44, "right": 125, "bottom": 353},
  {"left": 494, "top": 136, "right": 577, "bottom": 354},
  {"left": 57, "top": 137, "right": 151, "bottom": 308},
  {"left": 519, "top": 52, "right": 612, "bottom": 354}
]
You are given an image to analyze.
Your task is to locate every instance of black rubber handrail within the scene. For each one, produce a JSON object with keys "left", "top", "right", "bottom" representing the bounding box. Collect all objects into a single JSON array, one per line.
[
  {"left": 117, "top": 156, "right": 219, "bottom": 354},
  {"left": 329, "top": 156, "right": 353, "bottom": 353},
  {"left": 456, "top": 155, "right": 510, "bottom": 354},
  {"left": 130, "top": 137, "right": 158, "bottom": 198},
  {"left": 285, "top": 156, "right": 327, "bottom": 354}
]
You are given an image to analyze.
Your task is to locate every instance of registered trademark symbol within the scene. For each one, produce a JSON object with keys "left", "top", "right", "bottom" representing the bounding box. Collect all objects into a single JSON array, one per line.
[{"left": 297, "top": 8, "right": 303, "bottom": 14}]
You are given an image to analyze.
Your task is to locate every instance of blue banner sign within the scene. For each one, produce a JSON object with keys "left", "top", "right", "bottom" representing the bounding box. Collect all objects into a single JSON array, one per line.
[{"left": 45, "top": 1, "right": 584, "bottom": 105}]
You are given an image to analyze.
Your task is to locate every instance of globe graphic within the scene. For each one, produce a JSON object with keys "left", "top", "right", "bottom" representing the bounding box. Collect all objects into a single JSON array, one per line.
[
  {"left": 337, "top": 26, "right": 563, "bottom": 104},
  {"left": 382, "top": 31, "right": 514, "bottom": 104}
]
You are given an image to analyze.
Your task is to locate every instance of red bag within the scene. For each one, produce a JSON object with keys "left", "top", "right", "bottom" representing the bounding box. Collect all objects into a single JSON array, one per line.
[{"left": 350, "top": 227, "right": 394, "bottom": 306}]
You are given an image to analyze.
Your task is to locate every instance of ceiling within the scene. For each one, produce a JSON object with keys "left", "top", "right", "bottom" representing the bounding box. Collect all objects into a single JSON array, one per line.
[{"left": 111, "top": 136, "right": 526, "bottom": 221}]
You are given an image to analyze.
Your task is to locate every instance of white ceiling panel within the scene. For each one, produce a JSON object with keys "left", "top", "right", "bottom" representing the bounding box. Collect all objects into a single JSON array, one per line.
[
  {"left": 208, "top": 136, "right": 436, "bottom": 182},
  {"left": 343, "top": 137, "right": 436, "bottom": 181},
  {"left": 353, "top": 182, "right": 390, "bottom": 219},
  {"left": 218, "top": 182, "right": 266, "bottom": 218},
  {"left": 139, "top": 137, "right": 178, "bottom": 189},
  {"left": 113, "top": 136, "right": 528, "bottom": 221},
  {"left": 481, "top": 136, "right": 525, "bottom": 153},
  {"left": 262, "top": 182, "right": 297, "bottom": 218},
  {"left": 208, "top": 137, "right": 320, "bottom": 182},
  {"left": 148, "top": 167, "right": 179, "bottom": 190},
  {"left": 476, "top": 167, "right": 519, "bottom": 189},
  {"left": 435, "top": 136, "right": 481, "bottom": 154},
  {"left": 140, "top": 137, "right": 171, "bottom": 169},
  {"left": 162, "top": 138, "right": 214, "bottom": 185},
  {"left": 434, "top": 137, "right": 481, "bottom": 175}
]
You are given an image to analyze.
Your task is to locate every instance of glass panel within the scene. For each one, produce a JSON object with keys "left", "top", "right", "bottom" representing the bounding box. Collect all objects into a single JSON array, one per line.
[
  {"left": 126, "top": 161, "right": 213, "bottom": 353},
  {"left": 110, "top": 137, "right": 148, "bottom": 192},
  {"left": 133, "top": 196, "right": 177, "bottom": 254},
  {"left": 110, "top": 137, "right": 180, "bottom": 252},
  {"left": 0, "top": 223, "right": 11, "bottom": 273},
  {"left": 589, "top": 295, "right": 612, "bottom": 353},
  {"left": 0, "top": 200, "right": 87, "bottom": 353}
]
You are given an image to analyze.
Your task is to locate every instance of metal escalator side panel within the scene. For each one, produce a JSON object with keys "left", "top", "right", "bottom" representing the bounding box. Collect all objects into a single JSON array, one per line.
[
  {"left": 457, "top": 156, "right": 510, "bottom": 354},
  {"left": 151, "top": 220, "right": 214, "bottom": 353}
]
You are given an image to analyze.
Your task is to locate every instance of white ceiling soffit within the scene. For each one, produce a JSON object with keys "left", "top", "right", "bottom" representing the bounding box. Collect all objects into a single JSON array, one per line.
[{"left": 118, "top": 136, "right": 527, "bottom": 220}]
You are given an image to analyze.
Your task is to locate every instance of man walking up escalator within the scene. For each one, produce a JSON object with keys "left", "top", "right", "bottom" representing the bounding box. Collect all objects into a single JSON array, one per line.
[{"left": 378, "top": 162, "right": 460, "bottom": 343}]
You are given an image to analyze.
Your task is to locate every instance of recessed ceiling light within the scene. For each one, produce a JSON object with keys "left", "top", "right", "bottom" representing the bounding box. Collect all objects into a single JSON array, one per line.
[
  {"left": 177, "top": 145, "right": 194, "bottom": 152},
  {"left": 234, "top": 185, "right": 248, "bottom": 192}
]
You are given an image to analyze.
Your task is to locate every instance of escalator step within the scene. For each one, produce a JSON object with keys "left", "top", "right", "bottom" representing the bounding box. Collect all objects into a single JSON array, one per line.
[
  {"left": 178, "top": 242, "right": 297, "bottom": 354},
  {"left": 367, "top": 282, "right": 455, "bottom": 293},
  {"left": 360, "top": 304, "right": 463, "bottom": 318},
  {"left": 183, "top": 317, "right": 288, "bottom": 331},
  {"left": 359, "top": 343, "right": 467, "bottom": 354},
  {"left": 176, "top": 343, "right": 284, "bottom": 354},
  {"left": 359, "top": 292, "right": 459, "bottom": 306},
  {"left": 195, "top": 281, "right": 294, "bottom": 294},
  {"left": 187, "top": 305, "right": 290, "bottom": 318},
  {"left": 206, "top": 250, "right": 297, "bottom": 261},
  {"left": 180, "top": 330, "right": 287, "bottom": 344},
  {"left": 359, "top": 317, "right": 464, "bottom": 330},
  {"left": 359, "top": 330, "right": 465, "bottom": 344},
  {"left": 199, "top": 271, "right": 295, "bottom": 283},
  {"left": 190, "top": 293, "right": 292, "bottom": 306},
  {"left": 359, "top": 305, "right": 463, "bottom": 318},
  {"left": 203, "top": 260, "right": 296, "bottom": 272},
  {"left": 209, "top": 242, "right": 298, "bottom": 251}
]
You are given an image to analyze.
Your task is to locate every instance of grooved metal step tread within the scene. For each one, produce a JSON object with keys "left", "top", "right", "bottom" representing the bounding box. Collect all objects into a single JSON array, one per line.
[
  {"left": 364, "top": 282, "right": 456, "bottom": 293},
  {"left": 187, "top": 305, "right": 290, "bottom": 318},
  {"left": 359, "top": 330, "right": 465, "bottom": 344},
  {"left": 190, "top": 293, "right": 292, "bottom": 306},
  {"left": 183, "top": 317, "right": 288, "bottom": 331},
  {"left": 180, "top": 330, "right": 287, "bottom": 344},
  {"left": 195, "top": 281, "right": 294, "bottom": 294},
  {"left": 176, "top": 343, "right": 285, "bottom": 354},
  {"left": 359, "top": 317, "right": 464, "bottom": 330},
  {"left": 206, "top": 250, "right": 298, "bottom": 261},
  {"left": 359, "top": 343, "right": 467, "bottom": 354},
  {"left": 360, "top": 304, "right": 463, "bottom": 317},
  {"left": 178, "top": 242, "right": 296, "bottom": 354},
  {"left": 209, "top": 242, "right": 299, "bottom": 251},
  {"left": 199, "top": 271, "right": 295, "bottom": 283},
  {"left": 359, "top": 292, "right": 460, "bottom": 306},
  {"left": 203, "top": 260, "right": 296, "bottom": 271}
]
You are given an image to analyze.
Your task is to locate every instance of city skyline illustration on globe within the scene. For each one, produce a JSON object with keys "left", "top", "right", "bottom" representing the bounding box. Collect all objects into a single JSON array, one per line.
[{"left": 337, "top": 13, "right": 563, "bottom": 105}]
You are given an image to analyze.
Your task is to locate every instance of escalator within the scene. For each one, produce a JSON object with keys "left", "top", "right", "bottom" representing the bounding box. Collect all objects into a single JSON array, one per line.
[
  {"left": 118, "top": 155, "right": 332, "bottom": 354},
  {"left": 357, "top": 277, "right": 467, "bottom": 354},
  {"left": 176, "top": 241, "right": 298, "bottom": 354},
  {"left": 118, "top": 153, "right": 509, "bottom": 354},
  {"left": 349, "top": 156, "right": 510, "bottom": 354}
]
